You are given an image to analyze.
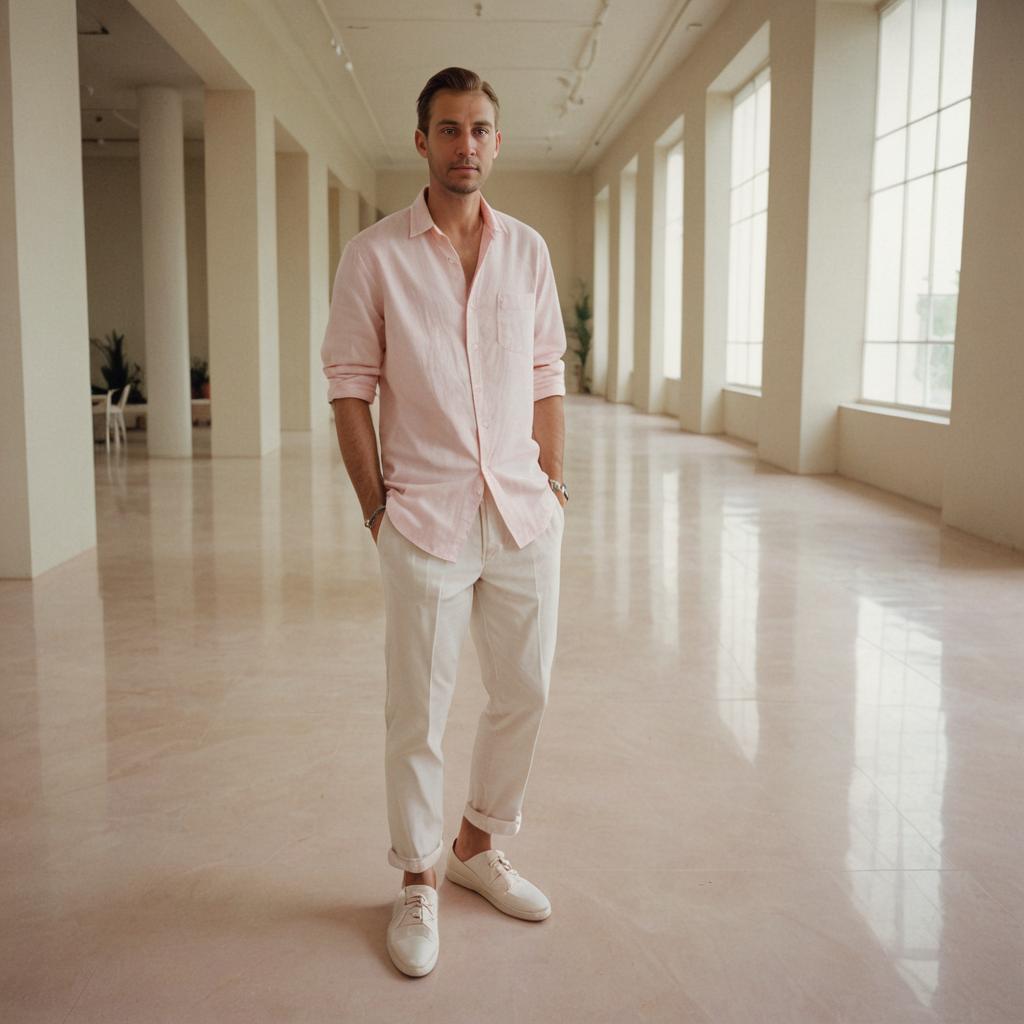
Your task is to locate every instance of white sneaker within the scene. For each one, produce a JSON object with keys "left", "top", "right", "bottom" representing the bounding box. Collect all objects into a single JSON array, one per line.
[
  {"left": 386, "top": 884, "right": 439, "bottom": 977},
  {"left": 445, "top": 841, "right": 551, "bottom": 921}
]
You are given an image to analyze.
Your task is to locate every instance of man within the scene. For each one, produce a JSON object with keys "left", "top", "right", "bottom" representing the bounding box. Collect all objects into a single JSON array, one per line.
[{"left": 321, "top": 67, "right": 568, "bottom": 978}]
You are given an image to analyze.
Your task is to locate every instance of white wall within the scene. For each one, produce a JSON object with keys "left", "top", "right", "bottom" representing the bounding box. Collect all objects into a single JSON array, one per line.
[
  {"left": 585, "top": 0, "right": 1024, "bottom": 551},
  {"left": 942, "top": 0, "right": 1024, "bottom": 550},
  {"left": 83, "top": 152, "right": 208, "bottom": 392},
  {"left": 129, "top": 0, "right": 374, "bottom": 201}
]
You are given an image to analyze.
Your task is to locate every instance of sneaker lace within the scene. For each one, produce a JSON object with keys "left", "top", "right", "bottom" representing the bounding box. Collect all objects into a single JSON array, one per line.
[
  {"left": 491, "top": 852, "right": 519, "bottom": 883},
  {"left": 402, "top": 891, "right": 434, "bottom": 924}
]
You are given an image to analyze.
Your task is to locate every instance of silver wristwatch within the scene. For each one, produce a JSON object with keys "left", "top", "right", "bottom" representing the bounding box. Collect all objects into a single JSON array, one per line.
[{"left": 548, "top": 479, "right": 569, "bottom": 502}]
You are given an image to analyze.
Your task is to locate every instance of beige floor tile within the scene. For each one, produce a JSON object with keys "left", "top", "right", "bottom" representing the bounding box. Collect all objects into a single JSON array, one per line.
[{"left": 2, "top": 398, "right": 1023, "bottom": 1023}]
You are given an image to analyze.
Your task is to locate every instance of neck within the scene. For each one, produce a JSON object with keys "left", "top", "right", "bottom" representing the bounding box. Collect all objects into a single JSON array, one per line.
[{"left": 425, "top": 184, "right": 482, "bottom": 239}]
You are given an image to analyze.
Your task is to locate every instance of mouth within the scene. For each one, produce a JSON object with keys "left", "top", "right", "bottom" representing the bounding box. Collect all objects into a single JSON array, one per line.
[{"left": 451, "top": 165, "right": 478, "bottom": 172}]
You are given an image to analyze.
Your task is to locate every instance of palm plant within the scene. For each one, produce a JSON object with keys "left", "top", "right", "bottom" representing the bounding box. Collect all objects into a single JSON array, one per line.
[
  {"left": 91, "top": 329, "right": 145, "bottom": 402},
  {"left": 569, "top": 279, "right": 593, "bottom": 394}
]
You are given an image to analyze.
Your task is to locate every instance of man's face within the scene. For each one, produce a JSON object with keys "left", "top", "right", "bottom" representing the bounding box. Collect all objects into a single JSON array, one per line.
[{"left": 415, "top": 89, "right": 500, "bottom": 196}]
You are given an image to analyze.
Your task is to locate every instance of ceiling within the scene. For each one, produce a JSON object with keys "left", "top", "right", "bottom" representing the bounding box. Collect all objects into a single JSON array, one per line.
[
  {"left": 294, "top": 0, "right": 731, "bottom": 171},
  {"left": 77, "top": 0, "right": 731, "bottom": 172},
  {"left": 77, "top": 0, "right": 205, "bottom": 146}
]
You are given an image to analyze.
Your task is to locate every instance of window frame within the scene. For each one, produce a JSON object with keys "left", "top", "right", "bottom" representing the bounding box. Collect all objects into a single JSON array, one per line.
[
  {"left": 725, "top": 63, "right": 771, "bottom": 391},
  {"left": 860, "top": 0, "right": 975, "bottom": 413}
]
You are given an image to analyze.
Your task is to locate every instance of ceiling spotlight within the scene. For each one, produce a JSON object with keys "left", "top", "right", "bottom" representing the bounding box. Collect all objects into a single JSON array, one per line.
[{"left": 344, "top": 60, "right": 353, "bottom": 72}]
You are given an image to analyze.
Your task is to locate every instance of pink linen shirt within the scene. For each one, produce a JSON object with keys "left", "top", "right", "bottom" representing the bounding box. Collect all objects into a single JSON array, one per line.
[{"left": 321, "top": 187, "right": 567, "bottom": 562}]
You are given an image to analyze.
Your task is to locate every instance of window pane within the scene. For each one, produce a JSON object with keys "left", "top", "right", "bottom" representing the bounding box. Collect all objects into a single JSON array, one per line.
[
  {"left": 897, "top": 342, "right": 927, "bottom": 406},
  {"left": 874, "top": 128, "right": 906, "bottom": 190},
  {"left": 726, "top": 342, "right": 744, "bottom": 385},
  {"left": 753, "top": 170, "right": 769, "bottom": 213},
  {"left": 754, "top": 79, "right": 771, "bottom": 173},
  {"left": 666, "top": 148, "right": 683, "bottom": 220},
  {"left": 937, "top": 99, "right": 970, "bottom": 169},
  {"left": 877, "top": 0, "right": 912, "bottom": 135},
  {"left": 909, "top": 0, "right": 942, "bottom": 120},
  {"left": 930, "top": 164, "right": 966, "bottom": 336},
  {"left": 748, "top": 344, "right": 763, "bottom": 389},
  {"left": 907, "top": 113, "right": 937, "bottom": 178},
  {"left": 663, "top": 143, "right": 684, "bottom": 380},
  {"left": 749, "top": 212, "right": 767, "bottom": 345},
  {"left": 941, "top": 0, "right": 977, "bottom": 107},
  {"left": 728, "top": 219, "right": 752, "bottom": 342},
  {"left": 926, "top": 343, "right": 954, "bottom": 407},
  {"left": 863, "top": 343, "right": 898, "bottom": 402},
  {"left": 865, "top": 186, "right": 905, "bottom": 341},
  {"left": 900, "top": 176, "right": 934, "bottom": 341},
  {"left": 862, "top": 0, "right": 972, "bottom": 413},
  {"left": 728, "top": 69, "right": 770, "bottom": 389},
  {"left": 731, "top": 179, "right": 753, "bottom": 223},
  {"left": 731, "top": 93, "right": 755, "bottom": 185}
]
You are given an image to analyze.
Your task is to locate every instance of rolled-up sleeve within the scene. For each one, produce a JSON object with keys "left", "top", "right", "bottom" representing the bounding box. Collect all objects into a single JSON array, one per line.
[
  {"left": 321, "top": 239, "right": 383, "bottom": 404},
  {"left": 532, "top": 241, "right": 567, "bottom": 402}
]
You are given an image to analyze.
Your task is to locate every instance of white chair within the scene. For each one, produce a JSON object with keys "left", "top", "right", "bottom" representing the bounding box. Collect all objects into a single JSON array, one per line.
[{"left": 105, "top": 384, "right": 131, "bottom": 447}]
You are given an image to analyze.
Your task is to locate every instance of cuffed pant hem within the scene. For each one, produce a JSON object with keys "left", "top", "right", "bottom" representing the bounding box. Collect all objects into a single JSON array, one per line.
[
  {"left": 387, "top": 837, "right": 444, "bottom": 873},
  {"left": 463, "top": 802, "right": 522, "bottom": 836}
]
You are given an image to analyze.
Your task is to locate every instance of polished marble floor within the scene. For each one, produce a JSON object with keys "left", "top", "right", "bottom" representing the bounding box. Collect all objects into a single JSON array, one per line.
[{"left": 2, "top": 395, "right": 1023, "bottom": 1023}]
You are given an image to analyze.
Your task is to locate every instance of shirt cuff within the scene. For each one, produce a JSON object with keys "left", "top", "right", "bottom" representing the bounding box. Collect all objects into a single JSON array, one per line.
[
  {"left": 533, "top": 364, "right": 566, "bottom": 403},
  {"left": 326, "top": 375, "right": 378, "bottom": 404}
]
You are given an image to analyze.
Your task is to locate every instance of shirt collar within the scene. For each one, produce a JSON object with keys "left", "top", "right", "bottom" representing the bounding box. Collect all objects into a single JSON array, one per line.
[{"left": 408, "top": 186, "right": 507, "bottom": 239}]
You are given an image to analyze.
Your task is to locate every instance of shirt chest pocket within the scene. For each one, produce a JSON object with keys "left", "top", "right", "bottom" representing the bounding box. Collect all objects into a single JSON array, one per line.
[{"left": 497, "top": 291, "right": 535, "bottom": 355}]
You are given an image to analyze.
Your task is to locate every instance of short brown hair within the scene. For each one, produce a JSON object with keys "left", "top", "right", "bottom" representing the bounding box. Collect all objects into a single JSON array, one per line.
[{"left": 416, "top": 67, "right": 500, "bottom": 136}]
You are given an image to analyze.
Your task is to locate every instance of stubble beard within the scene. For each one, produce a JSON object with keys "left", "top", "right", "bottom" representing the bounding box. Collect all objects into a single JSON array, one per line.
[{"left": 427, "top": 151, "right": 485, "bottom": 196}]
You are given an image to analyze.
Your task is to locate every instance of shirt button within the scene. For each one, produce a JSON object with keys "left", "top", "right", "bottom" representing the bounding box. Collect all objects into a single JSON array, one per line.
[{"left": 448, "top": 257, "right": 457, "bottom": 265}]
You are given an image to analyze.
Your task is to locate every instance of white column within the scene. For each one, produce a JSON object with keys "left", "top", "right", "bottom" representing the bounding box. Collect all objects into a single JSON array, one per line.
[
  {"left": 0, "top": 0, "right": 96, "bottom": 578},
  {"left": 695, "top": 94, "right": 729, "bottom": 435},
  {"left": 612, "top": 163, "right": 637, "bottom": 406},
  {"left": 138, "top": 86, "right": 191, "bottom": 457},
  {"left": 327, "top": 184, "right": 340, "bottom": 298},
  {"left": 277, "top": 150, "right": 328, "bottom": 431},
  {"left": 309, "top": 157, "right": 329, "bottom": 427},
  {"left": 758, "top": 0, "right": 875, "bottom": 474},
  {"left": 943, "top": 0, "right": 1024, "bottom": 549},
  {"left": 634, "top": 144, "right": 660, "bottom": 414},
  {"left": 205, "top": 90, "right": 279, "bottom": 457},
  {"left": 339, "top": 185, "right": 360, "bottom": 249}
]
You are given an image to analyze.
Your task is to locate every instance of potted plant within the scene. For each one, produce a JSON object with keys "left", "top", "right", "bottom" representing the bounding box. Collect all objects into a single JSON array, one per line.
[
  {"left": 565, "top": 279, "right": 593, "bottom": 394},
  {"left": 190, "top": 357, "right": 210, "bottom": 399},
  {"left": 90, "top": 329, "right": 145, "bottom": 402}
]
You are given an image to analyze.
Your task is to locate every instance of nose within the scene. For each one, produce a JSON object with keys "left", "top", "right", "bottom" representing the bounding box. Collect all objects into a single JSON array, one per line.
[{"left": 456, "top": 132, "right": 477, "bottom": 159}]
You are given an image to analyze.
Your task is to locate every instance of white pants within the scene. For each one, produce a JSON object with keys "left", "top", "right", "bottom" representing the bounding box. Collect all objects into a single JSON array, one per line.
[{"left": 376, "top": 488, "right": 564, "bottom": 873}]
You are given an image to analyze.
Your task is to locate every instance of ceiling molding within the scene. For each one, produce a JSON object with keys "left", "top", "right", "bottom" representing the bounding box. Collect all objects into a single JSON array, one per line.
[
  {"left": 571, "top": 0, "right": 696, "bottom": 174},
  {"left": 257, "top": 0, "right": 381, "bottom": 172}
]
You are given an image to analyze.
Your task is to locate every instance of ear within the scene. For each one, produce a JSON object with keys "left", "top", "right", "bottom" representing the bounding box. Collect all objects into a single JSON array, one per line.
[
  {"left": 414, "top": 128, "right": 428, "bottom": 158},
  {"left": 493, "top": 129, "right": 501, "bottom": 159}
]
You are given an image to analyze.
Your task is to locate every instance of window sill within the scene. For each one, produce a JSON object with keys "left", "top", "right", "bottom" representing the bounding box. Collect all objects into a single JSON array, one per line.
[
  {"left": 723, "top": 385, "right": 762, "bottom": 398},
  {"left": 840, "top": 401, "right": 949, "bottom": 426}
]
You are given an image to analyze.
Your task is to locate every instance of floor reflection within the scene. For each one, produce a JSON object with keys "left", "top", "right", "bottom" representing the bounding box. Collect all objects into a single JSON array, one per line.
[{"left": 1, "top": 400, "right": 1023, "bottom": 1022}]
